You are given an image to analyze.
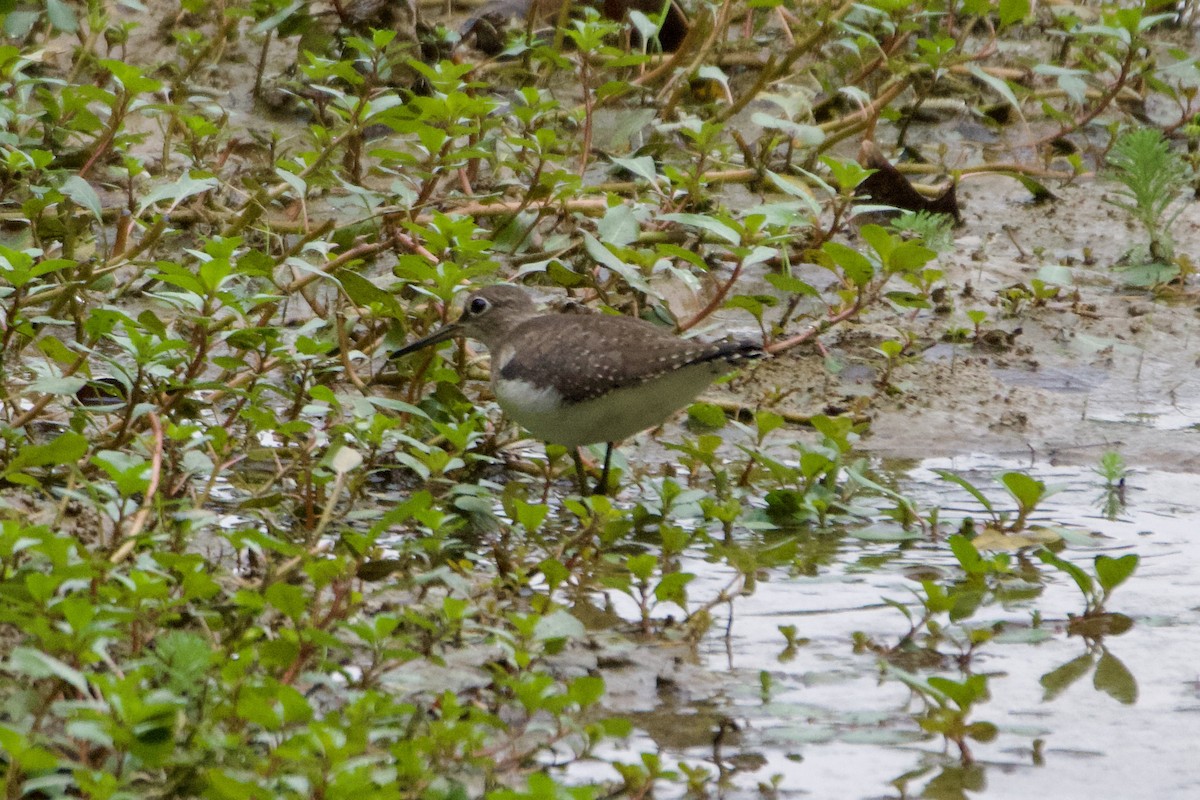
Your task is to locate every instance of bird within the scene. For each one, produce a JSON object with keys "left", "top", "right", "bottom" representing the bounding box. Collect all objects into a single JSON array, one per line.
[{"left": 390, "top": 284, "right": 763, "bottom": 494}]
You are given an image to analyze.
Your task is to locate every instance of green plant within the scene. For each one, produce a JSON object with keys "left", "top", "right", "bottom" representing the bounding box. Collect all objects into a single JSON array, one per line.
[
  {"left": 1094, "top": 451, "right": 1128, "bottom": 486},
  {"left": 889, "top": 668, "right": 996, "bottom": 765},
  {"left": 1037, "top": 550, "right": 1139, "bottom": 622},
  {"left": 1093, "top": 451, "right": 1128, "bottom": 520},
  {"left": 1104, "top": 127, "right": 1191, "bottom": 268},
  {"left": 891, "top": 210, "right": 956, "bottom": 254},
  {"left": 870, "top": 334, "right": 919, "bottom": 392},
  {"left": 935, "top": 469, "right": 1060, "bottom": 534}
]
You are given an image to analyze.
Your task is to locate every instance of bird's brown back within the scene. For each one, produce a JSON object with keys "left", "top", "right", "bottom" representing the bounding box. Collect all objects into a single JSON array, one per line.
[{"left": 496, "top": 313, "right": 758, "bottom": 405}]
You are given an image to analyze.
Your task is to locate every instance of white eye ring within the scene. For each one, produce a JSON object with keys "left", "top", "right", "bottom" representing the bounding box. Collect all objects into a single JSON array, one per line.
[{"left": 468, "top": 297, "right": 489, "bottom": 315}]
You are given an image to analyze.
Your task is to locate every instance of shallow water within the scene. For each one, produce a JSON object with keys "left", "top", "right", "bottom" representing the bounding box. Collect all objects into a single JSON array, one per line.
[{"left": 589, "top": 458, "right": 1200, "bottom": 799}]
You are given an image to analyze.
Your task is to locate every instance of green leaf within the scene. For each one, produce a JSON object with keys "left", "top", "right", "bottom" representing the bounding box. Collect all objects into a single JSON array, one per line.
[
  {"left": 60, "top": 176, "right": 103, "bottom": 220},
  {"left": 581, "top": 232, "right": 650, "bottom": 292},
  {"left": 659, "top": 213, "right": 741, "bottom": 245},
  {"left": 969, "top": 64, "right": 1023, "bottom": 118},
  {"left": 609, "top": 155, "right": 659, "bottom": 185},
  {"left": 819, "top": 155, "right": 873, "bottom": 191},
  {"left": 928, "top": 673, "right": 987, "bottom": 709},
  {"left": 654, "top": 571, "right": 694, "bottom": 604},
  {"left": 206, "top": 768, "right": 260, "bottom": 800},
  {"left": 1037, "top": 549, "right": 1094, "bottom": 598},
  {"left": 887, "top": 241, "right": 937, "bottom": 273},
  {"left": 264, "top": 583, "right": 307, "bottom": 621},
  {"left": 4, "top": 432, "right": 88, "bottom": 485},
  {"left": 626, "top": 553, "right": 657, "bottom": 581},
  {"left": 1000, "top": 471, "right": 1045, "bottom": 509},
  {"left": 687, "top": 402, "right": 728, "bottom": 429},
  {"left": 764, "top": 272, "right": 819, "bottom": 297},
  {"left": 155, "top": 631, "right": 213, "bottom": 685},
  {"left": 596, "top": 203, "right": 641, "bottom": 247},
  {"left": 998, "top": 0, "right": 1030, "bottom": 27},
  {"left": 966, "top": 721, "right": 998, "bottom": 742},
  {"left": 6, "top": 647, "right": 89, "bottom": 694},
  {"left": 28, "top": 375, "right": 87, "bottom": 396},
  {"left": 858, "top": 224, "right": 895, "bottom": 262},
  {"left": 821, "top": 241, "right": 874, "bottom": 286},
  {"left": 1094, "top": 553, "right": 1138, "bottom": 594},
  {"left": 337, "top": 270, "right": 404, "bottom": 319},
  {"left": 1118, "top": 262, "right": 1180, "bottom": 288},
  {"left": 100, "top": 58, "right": 161, "bottom": 94},
  {"left": 568, "top": 675, "right": 605, "bottom": 707},
  {"left": 533, "top": 609, "right": 585, "bottom": 642},
  {"left": 933, "top": 469, "right": 994, "bottom": 514},
  {"left": 137, "top": 173, "right": 218, "bottom": 214},
  {"left": 46, "top": 0, "right": 80, "bottom": 32},
  {"left": 949, "top": 534, "right": 984, "bottom": 572}
]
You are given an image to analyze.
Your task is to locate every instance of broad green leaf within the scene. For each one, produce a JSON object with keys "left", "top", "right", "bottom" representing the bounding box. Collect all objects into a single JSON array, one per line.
[
  {"left": 998, "top": 0, "right": 1030, "bottom": 27},
  {"left": 568, "top": 674, "right": 605, "bottom": 707},
  {"left": 933, "top": 469, "right": 994, "bottom": 513},
  {"left": 60, "top": 176, "right": 103, "bottom": 220},
  {"left": 659, "top": 213, "right": 741, "bottom": 245},
  {"left": 949, "top": 534, "right": 983, "bottom": 572},
  {"left": 337, "top": 269, "right": 404, "bottom": 319},
  {"left": 1094, "top": 553, "right": 1138, "bottom": 594},
  {"left": 6, "top": 647, "right": 89, "bottom": 694},
  {"left": 137, "top": 174, "right": 218, "bottom": 214},
  {"left": 46, "top": 0, "right": 80, "bottom": 32},
  {"left": 581, "top": 232, "right": 650, "bottom": 292},
  {"left": 28, "top": 375, "right": 87, "bottom": 396},
  {"left": 971, "top": 66, "right": 1023, "bottom": 125},
  {"left": 1001, "top": 471, "right": 1045, "bottom": 509},
  {"left": 4, "top": 432, "right": 88, "bottom": 485},
  {"left": 533, "top": 609, "right": 585, "bottom": 642},
  {"left": 821, "top": 241, "right": 874, "bottom": 285},
  {"left": 596, "top": 202, "right": 641, "bottom": 246},
  {"left": 609, "top": 155, "right": 659, "bottom": 185},
  {"left": 1037, "top": 549, "right": 1094, "bottom": 598},
  {"left": 654, "top": 571, "right": 694, "bottom": 604}
]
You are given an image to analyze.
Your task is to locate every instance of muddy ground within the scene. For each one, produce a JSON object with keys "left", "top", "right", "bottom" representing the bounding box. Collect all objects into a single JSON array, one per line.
[{"left": 814, "top": 174, "right": 1200, "bottom": 473}]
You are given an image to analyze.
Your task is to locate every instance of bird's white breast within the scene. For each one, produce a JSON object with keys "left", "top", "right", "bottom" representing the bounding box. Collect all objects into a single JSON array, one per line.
[{"left": 493, "top": 359, "right": 726, "bottom": 449}]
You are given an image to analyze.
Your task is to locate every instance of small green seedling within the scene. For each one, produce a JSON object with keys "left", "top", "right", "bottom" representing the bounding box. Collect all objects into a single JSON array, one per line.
[
  {"left": 966, "top": 309, "right": 988, "bottom": 340},
  {"left": 1093, "top": 451, "right": 1128, "bottom": 520},
  {"left": 1093, "top": 451, "right": 1128, "bottom": 486},
  {"left": 1104, "top": 127, "right": 1190, "bottom": 268}
]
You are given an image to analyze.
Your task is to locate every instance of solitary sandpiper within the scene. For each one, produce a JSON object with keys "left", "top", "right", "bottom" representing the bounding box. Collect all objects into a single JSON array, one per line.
[{"left": 391, "top": 284, "right": 764, "bottom": 494}]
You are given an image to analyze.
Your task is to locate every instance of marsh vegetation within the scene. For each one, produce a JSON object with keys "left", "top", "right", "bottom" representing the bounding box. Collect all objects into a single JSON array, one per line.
[{"left": 1, "top": 1, "right": 1198, "bottom": 798}]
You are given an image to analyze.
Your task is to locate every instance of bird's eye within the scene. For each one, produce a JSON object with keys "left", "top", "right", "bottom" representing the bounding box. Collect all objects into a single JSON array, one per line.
[{"left": 468, "top": 297, "right": 489, "bottom": 315}]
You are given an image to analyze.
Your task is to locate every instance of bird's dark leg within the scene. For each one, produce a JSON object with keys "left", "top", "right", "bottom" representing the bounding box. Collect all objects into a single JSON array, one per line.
[
  {"left": 572, "top": 448, "right": 590, "bottom": 496},
  {"left": 593, "top": 443, "right": 614, "bottom": 496}
]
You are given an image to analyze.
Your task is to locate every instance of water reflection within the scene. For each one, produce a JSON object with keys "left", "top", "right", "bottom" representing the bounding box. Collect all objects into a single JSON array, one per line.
[{"left": 582, "top": 460, "right": 1200, "bottom": 798}]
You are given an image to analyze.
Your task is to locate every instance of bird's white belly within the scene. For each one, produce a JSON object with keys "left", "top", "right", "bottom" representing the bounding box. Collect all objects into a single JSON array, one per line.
[{"left": 493, "top": 364, "right": 723, "bottom": 448}]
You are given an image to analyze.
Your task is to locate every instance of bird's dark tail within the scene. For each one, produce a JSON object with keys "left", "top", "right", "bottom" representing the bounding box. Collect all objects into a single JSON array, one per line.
[{"left": 691, "top": 340, "right": 768, "bottom": 368}]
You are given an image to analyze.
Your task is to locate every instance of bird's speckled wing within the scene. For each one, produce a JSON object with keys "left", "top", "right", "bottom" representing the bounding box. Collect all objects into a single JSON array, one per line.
[{"left": 497, "top": 313, "right": 760, "bottom": 405}]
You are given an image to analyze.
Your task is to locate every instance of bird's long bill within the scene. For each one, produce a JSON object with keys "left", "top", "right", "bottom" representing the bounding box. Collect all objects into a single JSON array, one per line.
[{"left": 390, "top": 322, "right": 462, "bottom": 359}]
